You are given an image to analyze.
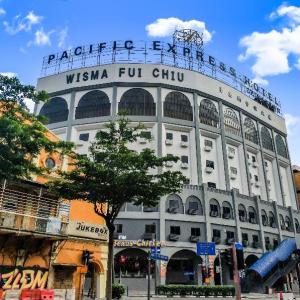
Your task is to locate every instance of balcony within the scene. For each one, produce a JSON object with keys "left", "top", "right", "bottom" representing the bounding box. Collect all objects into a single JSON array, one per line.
[{"left": 0, "top": 186, "right": 69, "bottom": 237}]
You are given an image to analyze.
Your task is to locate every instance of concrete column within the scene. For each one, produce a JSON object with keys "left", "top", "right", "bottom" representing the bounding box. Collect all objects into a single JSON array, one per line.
[
  {"left": 273, "top": 201, "right": 283, "bottom": 242},
  {"left": 256, "top": 121, "right": 271, "bottom": 201},
  {"left": 272, "top": 129, "right": 286, "bottom": 206},
  {"left": 254, "top": 195, "right": 266, "bottom": 252},
  {"left": 194, "top": 93, "right": 203, "bottom": 185},
  {"left": 111, "top": 86, "right": 118, "bottom": 120},
  {"left": 66, "top": 90, "right": 76, "bottom": 142},
  {"left": 232, "top": 189, "right": 242, "bottom": 243},
  {"left": 289, "top": 206, "right": 296, "bottom": 234},
  {"left": 218, "top": 101, "right": 230, "bottom": 191},
  {"left": 239, "top": 111, "right": 251, "bottom": 196}
]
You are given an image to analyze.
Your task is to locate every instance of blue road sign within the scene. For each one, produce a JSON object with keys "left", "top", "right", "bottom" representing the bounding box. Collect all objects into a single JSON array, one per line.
[
  {"left": 184, "top": 271, "right": 195, "bottom": 276},
  {"left": 150, "top": 254, "right": 169, "bottom": 261},
  {"left": 150, "top": 247, "right": 161, "bottom": 254},
  {"left": 235, "top": 242, "right": 243, "bottom": 250},
  {"left": 196, "top": 242, "right": 216, "bottom": 256}
]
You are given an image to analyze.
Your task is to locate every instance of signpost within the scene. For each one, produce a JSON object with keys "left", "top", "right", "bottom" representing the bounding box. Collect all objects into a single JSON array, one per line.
[
  {"left": 196, "top": 242, "right": 216, "bottom": 256},
  {"left": 150, "top": 254, "right": 169, "bottom": 261}
]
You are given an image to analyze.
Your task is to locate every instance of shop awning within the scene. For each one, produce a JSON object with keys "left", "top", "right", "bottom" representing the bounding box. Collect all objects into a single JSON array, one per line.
[{"left": 248, "top": 238, "right": 297, "bottom": 278}]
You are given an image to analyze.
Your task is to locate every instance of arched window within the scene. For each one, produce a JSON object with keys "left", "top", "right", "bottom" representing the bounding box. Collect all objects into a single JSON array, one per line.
[
  {"left": 285, "top": 216, "right": 292, "bottom": 232},
  {"left": 276, "top": 135, "right": 288, "bottom": 158},
  {"left": 244, "top": 117, "right": 258, "bottom": 144},
  {"left": 118, "top": 88, "right": 156, "bottom": 116},
  {"left": 222, "top": 201, "right": 233, "bottom": 219},
  {"left": 238, "top": 204, "right": 247, "bottom": 222},
  {"left": 199, "top": 99, "right": 219, "bottom": 127},
  {"left": 75, "top": 90, "right": 110, "bottom": 119},
  {"left": 295, "top": 219, "right": 300, "bottom": 233},
  {"left": 164, "top": 91, "right": 193, "bottom": 121},
  {"left": 166, "top": 194, "right": 184, "bottom": 214},
  {"left": 279, "top": 214, "right": 285, "bottom": 230},
  {"left": 248, "top": 206, "right": 257, "bottom": 224},
  {"left": 261, "top": 209, "right": 268, "bottom": 226},
  {"left": 39, "top": 97, "right": 68, "bottom": 124},
  {"left": 261, "top": 126, "right": 274, "bottom": 151},
  {"left": 223, "top": 108, "right": 241, "bottom": 136},
  {"left": 268, "top": 211, "right": 276, "bottom": 228},
  {"left": 185, "top": 196, "right": 203, "bottom": 215},
  {"left": 209, "top": 199, "right": 220, "bottom": 217}
]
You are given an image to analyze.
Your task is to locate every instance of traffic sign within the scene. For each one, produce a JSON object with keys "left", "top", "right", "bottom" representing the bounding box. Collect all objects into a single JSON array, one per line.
[
  {"left": 184, "top": 271, "right": 195, "bottom": 276},
  {"left": 196, "top": 242, "right": 216, "bottom": 256},
  {"left": 235, "top": 242, "right": 243, "bottom": 250},
  {"left": 150, "top": 254, "right": 169, "bottom": 261},
  {"left": 150, "top": 247, "right": 161, "bottom": 254}
]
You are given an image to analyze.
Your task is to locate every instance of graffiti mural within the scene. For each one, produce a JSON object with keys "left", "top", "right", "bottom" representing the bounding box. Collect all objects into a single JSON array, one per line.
[{"left": 0, "top": 266, "right": 48, "bottom": 290}]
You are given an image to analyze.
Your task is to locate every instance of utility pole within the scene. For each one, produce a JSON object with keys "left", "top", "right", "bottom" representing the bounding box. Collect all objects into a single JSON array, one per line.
[
  {"left": 232, "top": 246, "right": 241, "bottom": 300},
  {"left": 147, "top": 251, "right": 151, "bottom": 300}
]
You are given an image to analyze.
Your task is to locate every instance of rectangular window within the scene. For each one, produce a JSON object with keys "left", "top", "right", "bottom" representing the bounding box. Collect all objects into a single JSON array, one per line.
[
  {"left": 191, "top": 227, "right": 201, "bottom": 236},
  {"left": 206, "top": 160, "right": 214, "bottom": 169},
  {"left": 213, "top": 229, "right": 221, "bottom": 238},
  {"left": 253, "top": 235, "right": 259, "bottom": 242},
  {"left": 208, "top": 182, "right": 216, "bottom": 188},
  {"left": 242, "top": 233, "right": 248, "bottom": 241},
  {"left": 170, "top": 226, "right": 180, "bottom": 235},
  {"left": 181, "top": 156, "right": 188, "bottom": 163},
  {"left": 254, "top": 175, "right": 259, "bottom": 182},
  {"left": 116, "top": 224, "right": 123, "bottom": 233},
  {"left": 169, "top": 199, "right": 179, "bottom": 208},
  {"left": 230, "top": 167, "right": 237, "bottom": 174},
  {"left": 145, "top": 224, "right": 156, "bottom": 234},
  {"left": 265, "top": 236, "right": 270, "bottom": 244},
  {"left": 226, "top": 231, "right": 235, "bottom": 239},
  {"left": 252, "top": 156, "right": 256, "bottom": 163},
  {"left": 166, "top": 132, "right": 173, "bottom": 140},
  {"left": 181, "top": 135, "right": 188, "bottom": 142},
  {"left": 140, "top": 131, "right": 151, "bottom": 139},
  {"left": 79, "top": 133, "right": 89, "bottom": 141},
  {"left": 189, "top": 201, "right": 198, "bottom": 210},
  {"left": 273, "top": 239, "right": 279, "bottom": 248},
  {"left": 204, "top": 139, "right": 213, "bottom": 147},
  {"left": 264, "top": 161, "right": 268, "bottom": 167},
  {"left": 210, "top": 204, "right": 218, "bottom": 212}
]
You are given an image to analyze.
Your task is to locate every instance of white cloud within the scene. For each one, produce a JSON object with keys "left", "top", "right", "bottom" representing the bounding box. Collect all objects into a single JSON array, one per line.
[
  {"left": 284, "top": 113, "right": 300, "bottom": 165},
  {"left": 0, "top": 8, "right": 6, "bottom": 16},
  {"left": 239, "top": 5, "right": 300, "bottom": 81},
  {"left": 252, "top": 77, "right": 269, "bottom": 86},
  {"left": 145, "top": 17, "right": 212, "bottom": 42},
  {"left": 34, "top": 28, "right": 52, "bottom": 46},
  {"left": 58, "top": 26, "right": 68, "bottom": 48},
  {"left": 271, "top": 4, "right": 300, "bottom": 24},
  {"left": 3, "top": 11, "right": 43, "bottom": 35},
  {"left": 0, "top": 72, "right": 17, "bottom": 78}
]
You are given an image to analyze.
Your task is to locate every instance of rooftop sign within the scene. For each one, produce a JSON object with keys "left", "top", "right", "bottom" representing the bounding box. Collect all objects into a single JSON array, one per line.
[{"left": 41, "top": 38, "right": 281, "bottom": 115}]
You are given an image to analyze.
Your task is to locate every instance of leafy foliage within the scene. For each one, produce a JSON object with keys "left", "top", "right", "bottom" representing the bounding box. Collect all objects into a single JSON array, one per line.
[
  {"left": 0, "top": 75, "right": 72, "bottom": 181},
  {"left": 112, "top": 284, "right": 125, "bottom": 299}
]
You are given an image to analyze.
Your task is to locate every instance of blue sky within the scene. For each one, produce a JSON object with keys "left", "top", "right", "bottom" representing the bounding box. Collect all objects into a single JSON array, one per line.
[{"left": 1, "top": 0, "right": 300, "bottom": 164}]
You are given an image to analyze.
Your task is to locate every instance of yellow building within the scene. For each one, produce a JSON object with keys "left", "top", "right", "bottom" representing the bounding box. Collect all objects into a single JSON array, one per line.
[{"left": 0, "top": 129, "right": 108, "bottom": 300}]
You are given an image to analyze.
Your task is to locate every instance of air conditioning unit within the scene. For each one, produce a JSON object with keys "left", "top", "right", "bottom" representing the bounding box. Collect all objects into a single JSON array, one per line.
[
  {"left": 252, "top": 242, "right": 260, "bottom": 249},
  {"left": 168, "top": 207, "right": 178, "bottom": 214},
  {"left": 204, "top": 145, "right": 212, "bottom": 152},
  {"left": 255, "top": 182, "right": 260, "bottom": 187},
  {"left": 228, "top": 152, "right": 235, "bottom": 159},
  {"left": 180, "top": 141, "right": 188, "bottom": 148},
  {"left": 226, "top": 238, "right": 235, "bottom": 245},
  {"left": 181, "top": 163, "right": 188, "bottom": 169},
  {"left": 190, "top": 235, "right": 200, "bottom": 243},
  {"left": 252, "top": 162, "right": 258, "bottom": 168},
  {"left": 139, "top": 138, "right": 147, "bottom": 144},
  {"left": 205, "top": 167, "right": 213, "bottom": 173},
  {"left": 230, "top": 173, "right": 237, "bottom": 180},
  {"left": 165, "top": 139, "right": 173, "bottom": 145},
  {"left": 187, "top": 208, "right": 198, "bottom": 215},
  {"left": 165, "top": 161, "right": 173, "bottom": 168},
  {"left": 168, "top": 234, "right": 179, "bottom": 241},
  {"left": 222, "top": 213, "right": 231, "bottom": 219}
]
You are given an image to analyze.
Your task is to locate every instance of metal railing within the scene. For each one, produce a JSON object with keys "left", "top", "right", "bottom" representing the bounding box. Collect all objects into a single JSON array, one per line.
[{"left": 0, "top": 187, "right": 69, "bottom": 236}]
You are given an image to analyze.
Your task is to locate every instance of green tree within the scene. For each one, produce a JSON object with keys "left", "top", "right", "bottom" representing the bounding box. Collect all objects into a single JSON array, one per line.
[
  {"left": 0, "top": 74, "right": 72, "bottom": 181},
  {"left": 52, "top": 115, "right": 186, "bottom": 300}
]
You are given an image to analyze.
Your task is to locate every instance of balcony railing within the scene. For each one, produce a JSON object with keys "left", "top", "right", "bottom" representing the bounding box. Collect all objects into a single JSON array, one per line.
[{"left": 0, "top": 187, "right": 69, "bottom": 236}]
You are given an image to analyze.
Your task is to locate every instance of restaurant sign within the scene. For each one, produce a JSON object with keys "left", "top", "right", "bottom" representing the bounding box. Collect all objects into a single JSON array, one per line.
[{"left": 67, "top": 221, "right": 108, "bottom": 241}]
